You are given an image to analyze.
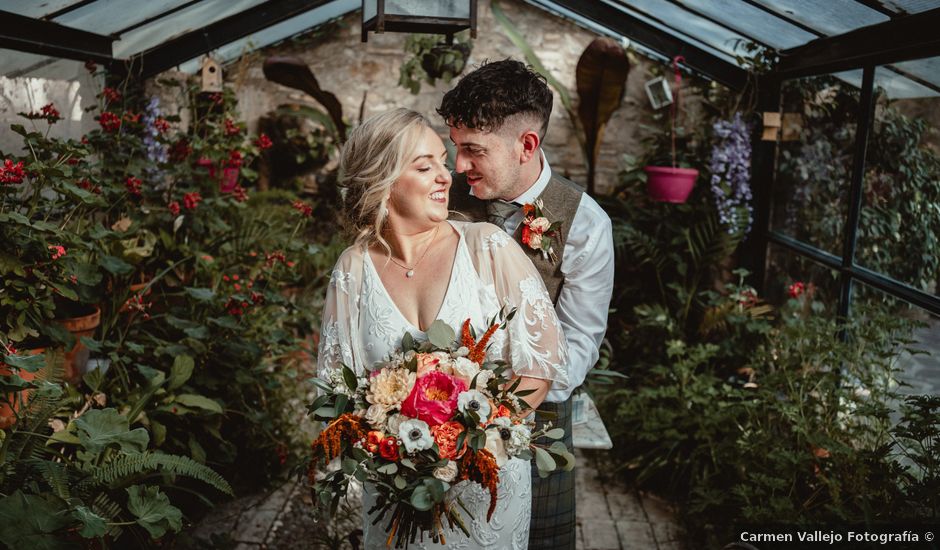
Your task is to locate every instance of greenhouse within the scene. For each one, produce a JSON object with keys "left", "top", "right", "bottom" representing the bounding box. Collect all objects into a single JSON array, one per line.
[{"left": 1, "top": 1, "right": 938, "bottom": 548}]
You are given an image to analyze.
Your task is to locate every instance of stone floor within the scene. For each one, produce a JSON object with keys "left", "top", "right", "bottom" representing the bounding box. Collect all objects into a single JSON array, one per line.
[{"left": 186, "top": 448, "right": 685, "bottom": 550}]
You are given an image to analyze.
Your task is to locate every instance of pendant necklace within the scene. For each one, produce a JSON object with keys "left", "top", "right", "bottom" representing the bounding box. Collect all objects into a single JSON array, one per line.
[{"left": 388, "top": 224, "right": 439, "bottom": 278}]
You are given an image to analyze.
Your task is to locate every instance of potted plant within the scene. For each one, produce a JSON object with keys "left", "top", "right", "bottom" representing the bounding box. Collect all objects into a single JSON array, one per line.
[
  {"left": 398, "top": 33, "right": 472, "bottom": 94},
  {"left": 644, "top": 56, "right": 699, "bottom": 203}
]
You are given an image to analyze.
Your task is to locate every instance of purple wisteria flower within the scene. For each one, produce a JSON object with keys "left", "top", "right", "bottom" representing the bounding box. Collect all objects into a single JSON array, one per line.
[
  {"left": 709, "top": 113, "right": 753, "bottom": 235},
  {"left": 141, "top": 96, "right": 168, "bottom": 181}
]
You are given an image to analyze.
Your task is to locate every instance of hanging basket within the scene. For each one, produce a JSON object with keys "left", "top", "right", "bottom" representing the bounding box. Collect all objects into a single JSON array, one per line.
[{"left": 644, "top": 166, "right": 699, "bottom": 203}]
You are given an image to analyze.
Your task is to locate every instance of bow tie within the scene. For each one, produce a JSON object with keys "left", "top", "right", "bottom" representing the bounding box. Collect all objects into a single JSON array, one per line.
[{"left": 486, "top": 200, "right": 522, "bottom": 227}]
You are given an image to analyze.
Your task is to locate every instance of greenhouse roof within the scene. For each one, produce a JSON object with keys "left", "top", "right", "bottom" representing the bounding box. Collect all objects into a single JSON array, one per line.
[{"left": 1, "top": 0, "right": 939, "bottom": 96}]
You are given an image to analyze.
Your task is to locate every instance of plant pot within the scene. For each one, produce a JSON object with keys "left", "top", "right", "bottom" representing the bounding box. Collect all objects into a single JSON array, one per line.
[
  {"left": 0, "top": 348, "right": 45, "bottom": 429},
  {"left": 55, "top": 305, "right": 101, "bottom": 383},
  {"left": 645, "top": 166, "right": 699, "bottom": 203}
]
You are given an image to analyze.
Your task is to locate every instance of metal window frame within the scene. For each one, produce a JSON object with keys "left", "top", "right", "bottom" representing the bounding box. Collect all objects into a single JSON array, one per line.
[
  {"left": 0, "top": 8, "right": 115, "bottom": 66},
  {"left": 751, "top": 8, "right": 940, "bottom": 317}
]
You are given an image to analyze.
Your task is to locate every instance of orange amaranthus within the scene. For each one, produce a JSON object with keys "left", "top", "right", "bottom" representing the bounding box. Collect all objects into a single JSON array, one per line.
[
  {"left": 461, "top": 318, "right": 500, "bottom": 365},
  {"left": 457, "top": 448, "right": 500, "bottom": 521},
  {"left": 307, "top": 413, "right": 368, "bottom": 483}
]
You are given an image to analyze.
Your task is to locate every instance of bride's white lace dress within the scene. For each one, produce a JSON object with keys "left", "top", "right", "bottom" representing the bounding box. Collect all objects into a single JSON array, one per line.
[{"left": 318, "top": 221, "right": 569, "bottom": 550}]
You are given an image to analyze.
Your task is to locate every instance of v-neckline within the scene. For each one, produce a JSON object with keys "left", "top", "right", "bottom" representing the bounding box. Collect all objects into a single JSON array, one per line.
[{"left": 364, "top": 221, "right": 462, "bottom": 334}]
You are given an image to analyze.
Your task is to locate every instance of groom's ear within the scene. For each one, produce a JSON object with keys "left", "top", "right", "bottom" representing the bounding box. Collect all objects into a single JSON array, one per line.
[{"left": 519, "top": 130, "right": 540, "bottom": 163}]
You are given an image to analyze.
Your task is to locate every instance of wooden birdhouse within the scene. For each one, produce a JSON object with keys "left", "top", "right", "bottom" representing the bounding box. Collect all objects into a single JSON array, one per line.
[{"left": 201, "top": 57, "right": 223, "bottom": 93}]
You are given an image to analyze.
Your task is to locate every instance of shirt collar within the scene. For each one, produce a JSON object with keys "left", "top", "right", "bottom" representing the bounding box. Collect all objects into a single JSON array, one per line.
[{"left": 510, "top": 150, "right": 551, "bottom": 205}]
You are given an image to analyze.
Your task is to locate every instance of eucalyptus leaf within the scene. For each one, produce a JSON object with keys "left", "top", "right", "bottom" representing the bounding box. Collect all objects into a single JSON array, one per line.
[
  {"left": 426, "top": 320, "right": 456, "bottom": 349},
  {"left": 534, "top": 446, "right": 556, "bottom": 472}
]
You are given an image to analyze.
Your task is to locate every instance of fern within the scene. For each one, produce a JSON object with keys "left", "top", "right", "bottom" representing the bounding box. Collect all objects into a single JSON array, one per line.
[
  {"left": 91, "top": 492, "right": 125, "bottom": 539},
  {"left": 91, "top": 452, "right": 234, "bottom": 495},
  {"left": 29, "top": 459, "right": 71, "bottom": 499}
]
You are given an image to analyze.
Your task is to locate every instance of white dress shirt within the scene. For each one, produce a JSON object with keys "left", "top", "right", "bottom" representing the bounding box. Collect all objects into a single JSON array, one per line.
[{"left": 477, "top": 152, "right": 615, "bottom": 402}]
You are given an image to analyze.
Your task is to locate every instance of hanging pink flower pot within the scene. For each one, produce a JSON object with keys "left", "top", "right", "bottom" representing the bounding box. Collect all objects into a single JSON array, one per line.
[{"left": 645, "top": 166, "right": 699, "bottom": 203}]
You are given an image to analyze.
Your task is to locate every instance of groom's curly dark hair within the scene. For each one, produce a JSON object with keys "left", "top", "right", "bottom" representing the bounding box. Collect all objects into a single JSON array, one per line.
[{"left": 437, "top": 59, "right": 553, "bottom": 138}]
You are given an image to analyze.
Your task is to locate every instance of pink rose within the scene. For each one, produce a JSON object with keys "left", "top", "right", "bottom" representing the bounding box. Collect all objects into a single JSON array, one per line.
[{"left": 400, "top": 371, "right": 467, "bottom": 427}]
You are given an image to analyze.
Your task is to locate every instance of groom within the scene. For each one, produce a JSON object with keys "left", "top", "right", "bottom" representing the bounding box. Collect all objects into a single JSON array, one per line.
[{"left": 439, "top": 59, "right": 615, "bottom": 549}]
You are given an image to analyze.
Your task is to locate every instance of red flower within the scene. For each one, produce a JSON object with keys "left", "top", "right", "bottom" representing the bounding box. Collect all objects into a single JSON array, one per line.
[
  {"left": 183, "top": 192, "right": 202, "bottom": 210},
  {"left": 520, "top": 224, "right": 532, "bottom": 246},
  {"left": 231, "top": 184, "right": 248, "bottom": 203},
  {"left": 101, "top": 87, "right": 122, "bottom": 104},
  {"left": 788, "top": 281, "right": 806, "bottom": 299},
  {"left": 48, "top": 245, "right": 67, "bottom": 261},
  {"left": 224, "top": 118, "right": 241, "bottom": 136},
  {"left": 170, "top": 138, "right": 192, "bottom": 161},
  {"left": 77, "top": 179, "right": 101, "bottom": 194},
  {"left": 292, "top": 200, "right": 313, "bottom": 217},
  {"left": 431, "top": 421, "right": 466, "bottom": 460},
  {"left": 0, "top": 159, "right": 26, "bottom": 184},
  {"left": 366, "top": 431, "right": 383, "bottom": 453},
  {"left": 40, "top": 103, "right": 61, "bottom": 123},
  {"left": 227, "top": 150, "right": 243, "bottom": 168},
  {"left": 379, "top": 436, "right": 400, "bottom": 461},
  {"left": 125, "top": 176, "right": 142, "bottom": 196},
  {"left": 400, "top": 371, "right": 467, "bottom": 427},
  {"left": 168, "top": 201, "right": 180, "bottom": 216},
  {"left": 255, "top": 133, "right": 273, "bottom": 150},
  {"left": 154, "top": 118, "right": 170, "bottom": 133},
  {"left": 207, "top": 93, "right": 223, "bottom": 106},
  {"left": 123, "top": 112, "right": 141, "bottom": 124},
  {"left": 99, "top": 111, "right": 121, "bottom": 132}
]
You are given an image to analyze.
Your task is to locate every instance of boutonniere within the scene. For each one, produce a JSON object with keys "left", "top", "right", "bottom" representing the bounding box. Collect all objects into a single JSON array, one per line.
[{"left": 520, "top": 199, "right": 561, "bottom": 263}]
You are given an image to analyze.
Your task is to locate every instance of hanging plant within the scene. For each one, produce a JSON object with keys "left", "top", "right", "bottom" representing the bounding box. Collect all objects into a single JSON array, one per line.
[
  {"left": 399, "top": 33, "right": 473, "bottom": 95},
  {"left": 645, "top": 56, "right": 699, "bottom": 203}
]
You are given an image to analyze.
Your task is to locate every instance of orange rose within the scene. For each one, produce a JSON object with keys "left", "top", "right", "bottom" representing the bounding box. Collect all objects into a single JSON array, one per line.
[
  {"left": 431, "top": 421, "right": 466, "bottom": 460},
  {"left": 366, "top": 430, "right": 384, "bottom": 453}
]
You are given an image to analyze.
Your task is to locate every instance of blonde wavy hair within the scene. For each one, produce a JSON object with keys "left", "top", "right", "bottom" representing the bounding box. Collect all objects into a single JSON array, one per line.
[{"left": 339, "top": 108, "right": 432, "bottom": 253}]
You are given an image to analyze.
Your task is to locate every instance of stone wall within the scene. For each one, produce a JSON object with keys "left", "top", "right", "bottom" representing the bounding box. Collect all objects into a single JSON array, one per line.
[{"left": 183, "top": 0, "right": 664, "bottom": 195}]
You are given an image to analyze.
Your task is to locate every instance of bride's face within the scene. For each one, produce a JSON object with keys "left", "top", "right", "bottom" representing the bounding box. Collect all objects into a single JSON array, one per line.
[{"left": 387, "top": 126, "right": 452, "bottom": 226}]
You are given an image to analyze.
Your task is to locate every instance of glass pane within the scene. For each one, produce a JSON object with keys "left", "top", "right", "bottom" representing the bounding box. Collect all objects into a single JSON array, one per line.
[
  {"left": 611, "top": 0, "right": 751, "bottom": 59},
  {"left": 771, "top": 74, "right": 862, "bottom": 254},
  {"left": 175, "top": 0, "right": 359, "bottom": 72},
  {"left": 749, "top": 0, "right": 888, "bottom": 36},
  {"left": 855, "top": 58, "right": 940, "bottom": 295},
  {"left": 53, "top": 0, "right": 196, "bottom": 36},
  {"left": 890, "top": 56, "right": 940, "bottom": 90},
  {"left": 678, "top": 0, "right": 818, "bottom": 49},
  {"left": 2, "top": 0, "right": 85, "bottom": 18},
  {"left": 385, "top": 0, "right": 470, "bottom": 18},
  {"left": 112, "top": 0, "right": 268, "bottom": 58},
  {"left": 853, "top": 283, "right": 940, "bottom": 397},
  {"left": 880, "top": 0, "right": 940, "bottom": 15},
  {"left": 764, "top": 243, "right": 841, "bottom": 316}
]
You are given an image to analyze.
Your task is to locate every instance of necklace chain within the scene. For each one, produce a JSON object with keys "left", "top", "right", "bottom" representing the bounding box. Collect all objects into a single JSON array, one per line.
[{"left": 387, "top": 224, "right": 439, "bottom": 278}]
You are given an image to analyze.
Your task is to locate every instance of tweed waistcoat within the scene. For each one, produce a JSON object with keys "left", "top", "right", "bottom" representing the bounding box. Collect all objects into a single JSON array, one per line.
[{"left": 449, "top": 172, "right": 584, "bottom": 303}]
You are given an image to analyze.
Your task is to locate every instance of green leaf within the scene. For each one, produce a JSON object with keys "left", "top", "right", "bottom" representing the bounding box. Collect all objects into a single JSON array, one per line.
[
  {"left": 168, "top": 355, "right": 194, "bottom": 390},
  {"left": 402, "top": 331, "right": 415, "bottom": 352},
  {"left": 0, "top": 491, "right": 75, "bottom": 550},
  {"left": 126, "top": 485, "right": 183, "bottom": 539},
  {"left": 410, "top": 485, "right": 433, "bottom": 511},
  {"left": 100, "top": 255, "right": 134, "bottom": 275},
  {"left": 544, "top": 428, "right": 565, "bottom": 440},
  {"left": 377, "top": 463, "right": 398, "bottom": 475},
  {"left": 184, "top": 287, "right": 214, "bottom": 301},
  {"left": 341, "top": 364, "right": 358, "bottom": 392},
  {"left": 174, "top": 394, "right": 222, "bottom": 414},
  {"left": 534, "top": 446, "right": 556, "bottom": 472},
  {"left": 74, "top": 408, "right": 150, "bottom": 454},
  {"left": 426, "top": 320, "right": 456, "bottom": 349},
  {"left": 3, "top": 352, "right": 46, "bottom": 372},
  {"left": 72, "top": 505, "right": 107, "bottom": 538},
  {"left": 394, "top": 474, "right": 407, "bottom": 489}
]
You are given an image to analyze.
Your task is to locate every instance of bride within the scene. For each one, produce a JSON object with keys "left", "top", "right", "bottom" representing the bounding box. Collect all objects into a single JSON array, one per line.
[{"left": 317, "top": 108, "right": 569, "bottom": 549}]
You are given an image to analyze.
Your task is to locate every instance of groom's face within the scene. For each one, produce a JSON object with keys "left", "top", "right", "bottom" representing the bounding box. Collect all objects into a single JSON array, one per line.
[{"left": 449, "top": 125, "right": 521, "bottom": 201}]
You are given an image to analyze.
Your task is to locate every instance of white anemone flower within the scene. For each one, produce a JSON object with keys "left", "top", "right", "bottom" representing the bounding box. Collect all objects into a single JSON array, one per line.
[
  {"left": 398, "top": 418, "right": 434, "bottom": 454},
  {"left": 457, "top": 389, "right": 491, "bottom": 420}
]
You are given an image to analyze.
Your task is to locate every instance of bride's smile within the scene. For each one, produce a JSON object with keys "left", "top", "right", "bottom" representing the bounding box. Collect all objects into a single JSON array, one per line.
[{"left": 387, "top": 126, "right": 452, "bottom": 230}]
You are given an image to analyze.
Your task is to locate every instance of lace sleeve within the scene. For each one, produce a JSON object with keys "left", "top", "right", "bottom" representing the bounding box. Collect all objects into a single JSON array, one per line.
[
  {"left": 317, "top": 247, "right": 364, "bottom": 384},
  {"left": 467, "top": 223, "right": 569, "bottom": 388}
]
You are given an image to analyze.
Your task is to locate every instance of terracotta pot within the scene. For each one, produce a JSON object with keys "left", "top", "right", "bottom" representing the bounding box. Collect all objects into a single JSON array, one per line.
[
  {"left": 55, "top": 306, "right": 101, "bottom": 383},
  {"left": 0, "top": 348, "right": 45, "bottom": 429},
  {"left": 645, "top": 166, "right": 699, "bottom": 203}
]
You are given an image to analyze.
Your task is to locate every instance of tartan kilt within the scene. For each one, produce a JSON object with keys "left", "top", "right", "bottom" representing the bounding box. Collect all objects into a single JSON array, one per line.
[{"left": 529, "top": 397, "right": 576, "bottom": 550}]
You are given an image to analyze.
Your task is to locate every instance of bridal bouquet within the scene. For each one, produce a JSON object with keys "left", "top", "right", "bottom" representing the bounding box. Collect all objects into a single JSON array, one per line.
[{"left": 305, "top": 311, "right": 574, "bottom": 548}]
